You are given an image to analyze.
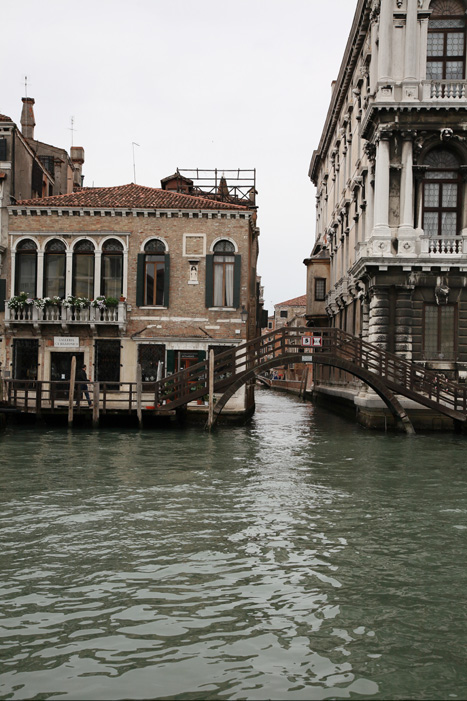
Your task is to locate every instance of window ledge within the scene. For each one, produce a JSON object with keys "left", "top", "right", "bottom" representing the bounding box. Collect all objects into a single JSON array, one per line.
[
  {"left": 140, "top": 306, "right": 168, "bottom": 310},
  {"left": 208, "top": 307, "right": 236, "bottom": 311}
]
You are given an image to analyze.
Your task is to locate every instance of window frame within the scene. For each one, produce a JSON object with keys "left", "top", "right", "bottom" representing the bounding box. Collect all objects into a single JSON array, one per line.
[
  {"left": 422, "top": 151, "right": 462, "bottom": 238},
  {"left": 44, "top": 239, "right": 66, "bottom": 299},
  {"left": 314, "top": 278, "right": 327, "bottom": 302},
  {"left": 15, "top": 239, "right": 38, "bottom": 296},
  {"left": 422, "top": 302, "right": 458, "bottom": 360},
  {"left": 426, "top": 1, "right": 466, "bottom": 81},
  {"left": 72, "top": 240, "right": 95, "bottom": 298}
]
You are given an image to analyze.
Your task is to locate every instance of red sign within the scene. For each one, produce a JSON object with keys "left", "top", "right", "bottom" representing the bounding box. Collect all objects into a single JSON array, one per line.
[{"left": 301, "top": 335, "right": 322, "bottom": 347}]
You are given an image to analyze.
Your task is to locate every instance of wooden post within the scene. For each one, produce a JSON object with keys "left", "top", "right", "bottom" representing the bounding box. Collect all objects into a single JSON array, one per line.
[
  {"left": 92, "top": 382, "right": 100, "bottom": 428},
  {"left": 136, "top": 363, "right": 143, "bottom": 428},
  {"left": 36, "top": 381, "right": 42, "bottom": 418},
  {"left": 207, "top": 349, "right": 215, "bottom": 431},
  {"left": 68, "top": 356, "right": 76, "bottom": 427}
]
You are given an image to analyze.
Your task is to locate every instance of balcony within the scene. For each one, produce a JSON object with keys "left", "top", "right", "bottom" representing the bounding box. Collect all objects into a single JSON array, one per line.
[
  {"left": 5, "top": 301, "right": 127, "bottom": 333},
  {"left": 422, "top": 80, "right": 467, "bottom": 102}
]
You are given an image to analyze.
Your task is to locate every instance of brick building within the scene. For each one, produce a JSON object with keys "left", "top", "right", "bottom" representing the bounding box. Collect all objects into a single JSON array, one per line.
[
  {"left": 4, "top": 180, "right": 260, "bottom": 417},
  {"left": 0, "top": 100, "right": 83, "bottom": 279}
]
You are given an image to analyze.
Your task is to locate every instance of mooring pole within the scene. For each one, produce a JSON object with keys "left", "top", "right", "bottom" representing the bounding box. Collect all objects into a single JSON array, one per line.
[
  {"left": 68, "top": 356, "right": 76, "bottom": 427},
  {"left": 207, "top": 349, "right": 215, "bottom": 431},
  {"left": 136, "top": 363, "right": 143, "bottom": 428},
  {"left": 92, "top": 381, "right": 100, "bottom": 428}
]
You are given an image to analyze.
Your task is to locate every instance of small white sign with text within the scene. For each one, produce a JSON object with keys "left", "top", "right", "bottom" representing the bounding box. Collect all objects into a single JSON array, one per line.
[{"left": 54, "top": 337, "right": 80, "bottom": 349}]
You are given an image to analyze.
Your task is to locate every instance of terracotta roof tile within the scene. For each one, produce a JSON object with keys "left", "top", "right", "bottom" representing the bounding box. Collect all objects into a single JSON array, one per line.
[
  {"left": 276, "top": 294, "right": 307, "bottom": 307},
  {"left": 0, "top": 114, "right": 12, "bottom": 122},
  {"left": 14, "top": 183, "right": 250, "bottom": 211}
]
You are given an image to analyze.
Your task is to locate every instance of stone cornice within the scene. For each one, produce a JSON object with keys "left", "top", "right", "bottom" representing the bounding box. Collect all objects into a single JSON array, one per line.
[
  {"left": 309, "top": 0, "right": 371, "bottom": 184},
  {"left": 8, "top": 206, "right": 251, "bottom": 220}
]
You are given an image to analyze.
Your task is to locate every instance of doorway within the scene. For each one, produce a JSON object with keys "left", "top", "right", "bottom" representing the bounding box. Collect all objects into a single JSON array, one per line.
[{"left": 50, "top": 352, "right": 84, "bottom": 398}]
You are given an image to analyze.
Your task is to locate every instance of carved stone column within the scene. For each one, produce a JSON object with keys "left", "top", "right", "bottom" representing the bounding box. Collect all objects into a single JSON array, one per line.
[
  {"left": 399, "top": 132, "right": 417, "bottom": 255},
  {"left": 368, "top": 287, "right": 389, "bottom": 350},
  {"left": 395, "top": 288, "right": 414, "bottom": 360},
  {"left": 378, "top": 0, "right": 393, "bottom": 84},
  {"left": 402, "top": 0, "right": 419, "bottom": 99}
]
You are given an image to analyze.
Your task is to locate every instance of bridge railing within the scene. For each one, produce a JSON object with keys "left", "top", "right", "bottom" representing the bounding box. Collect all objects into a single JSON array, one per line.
[{"left": 4, "top": 327, "right": 467, "bottom": 418}]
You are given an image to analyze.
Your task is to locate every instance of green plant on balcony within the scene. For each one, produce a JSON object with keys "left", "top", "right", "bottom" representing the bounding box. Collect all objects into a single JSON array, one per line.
[
  {"left": 63, "top": 295, "right": 90, "bottom": 309},
  {"left": 7, "top": 292, "right": 34, "bottom": 310},
  {"left": 91, "top": 296, "right": 119, "bottom": 309}
]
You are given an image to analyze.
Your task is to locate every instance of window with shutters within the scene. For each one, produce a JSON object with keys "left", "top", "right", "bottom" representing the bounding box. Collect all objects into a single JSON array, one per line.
[
  {"left": 0, "top": 138, "right": 7, "bottom": 161},
  {"left": 136, "top": 240, "right": 170, "bottom": 308},
  {"left": 144, "top": 239, "right": 166, "bottom": 306}
]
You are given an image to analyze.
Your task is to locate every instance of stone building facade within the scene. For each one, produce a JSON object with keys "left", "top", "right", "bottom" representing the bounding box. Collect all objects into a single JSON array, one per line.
[
  {"left": 306, "top": 0, "right": 467, "bottom": 421},
  {"left": 4, "top": 183, "right": 260, "bottom": 416}
]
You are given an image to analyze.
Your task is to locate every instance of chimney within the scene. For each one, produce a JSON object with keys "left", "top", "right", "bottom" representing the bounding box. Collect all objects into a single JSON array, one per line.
[
  {"left": 21, "top": 97, "right": 36, "bottom": 140},
  {"left": 70, "top": 146, "right": 85, "bottom": 188}
]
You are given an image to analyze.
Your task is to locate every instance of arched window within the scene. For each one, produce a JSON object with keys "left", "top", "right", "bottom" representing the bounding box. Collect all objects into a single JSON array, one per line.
[
  {"left": 136, "top": 239, "right": 170, "bottom": 307},
  {"left": 44, "top": 239, "right": 66, "bottom": 298},
  {"left": 205, "top": 240, "right": 241, "bottom": 308},
  {"left": 73, "top": 240, "right": 95, "bottom": 298},
  {"left": 422, "top": 149, "right": 461, "bottom": 237},
  {"left": 101, "top": 239, "right": 123, "bottom": 298},
  {"left": 427, "top": 0, "right": 466, "bottom": 81},
  {"left": 213, "top": 240, "right": 235, "bottom": 307},
  {"left": 15, "top": 239, "right": 37, "bottom": 296}
]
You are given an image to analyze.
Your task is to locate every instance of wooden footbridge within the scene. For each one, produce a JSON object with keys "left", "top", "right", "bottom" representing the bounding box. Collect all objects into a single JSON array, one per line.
[{"left": 4, "top": 327, "right": 467, "bottom": 433}]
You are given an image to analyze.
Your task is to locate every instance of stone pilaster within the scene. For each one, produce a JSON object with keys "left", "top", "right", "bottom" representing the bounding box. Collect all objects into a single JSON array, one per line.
[
  {"left": 395, "top": 288, "right": 414, "bottom": 360},
  {"left": 398, "top": 132, "right": 417, "bottom": 255},
  {"left": 368, "top": 288, "right": 389, "bottom": 350}
]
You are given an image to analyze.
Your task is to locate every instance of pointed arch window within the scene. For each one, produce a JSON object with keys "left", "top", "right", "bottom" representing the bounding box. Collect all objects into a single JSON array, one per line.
[
  {"left": 422, "top": 149, "right": 462, "bottom": 237},
  {"left": 15, "top": 239, "right": 37, "bottom": 296},
  {"left": 101, "top": 239, "right": 123, "bottom": 298},
  {"left": 427, "top": 0, "right": 466, "bottom": 80},
  {"left": 44, "top": 239, "right": 66, "bottom": 298},
  {"left": 73, "top": 240, "right": 95, "bottom": 298}
]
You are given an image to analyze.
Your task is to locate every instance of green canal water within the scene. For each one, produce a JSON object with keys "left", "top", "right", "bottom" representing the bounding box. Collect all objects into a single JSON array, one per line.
[{"left": 1, "top": 389, "right": 467, "bottom": 700}]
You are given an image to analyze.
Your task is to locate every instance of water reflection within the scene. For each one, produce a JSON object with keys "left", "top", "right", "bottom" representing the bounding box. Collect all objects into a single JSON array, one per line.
[{"left": 1, "top": 391, "right": 466, "bottom": 699}]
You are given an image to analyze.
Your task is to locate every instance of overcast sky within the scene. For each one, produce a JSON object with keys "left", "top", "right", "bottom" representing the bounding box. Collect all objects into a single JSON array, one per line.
[{"left": 3, "top": 0, "right": 356, "bottom": 312}]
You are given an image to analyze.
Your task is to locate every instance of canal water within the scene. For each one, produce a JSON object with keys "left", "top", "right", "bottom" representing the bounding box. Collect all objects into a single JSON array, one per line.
[{"left": 1, "top": 389, "right": 466, "bottom": 700}]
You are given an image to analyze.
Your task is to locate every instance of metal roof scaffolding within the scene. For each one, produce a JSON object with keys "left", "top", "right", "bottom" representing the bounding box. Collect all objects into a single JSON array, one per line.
[{"left": 176, "top": 168, "right": 256, "bottom": 206}]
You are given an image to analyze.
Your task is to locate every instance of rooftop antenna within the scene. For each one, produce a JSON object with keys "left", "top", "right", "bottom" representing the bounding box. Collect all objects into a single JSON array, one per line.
[
  {"left": 69, "top": 116, "right": 77, "bottom": 147},
  {"left": 24, "top": 75, "right": 28, "bottom": 98},
  {"left": 132, "top": 142, "right": 140, "bottom": 183}
]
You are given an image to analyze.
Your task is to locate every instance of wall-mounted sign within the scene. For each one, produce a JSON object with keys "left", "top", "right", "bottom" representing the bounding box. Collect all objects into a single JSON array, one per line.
[
  {"left": 301, "top": 335, "right": 322, "bottom": 347},
  {"left": 54, "top": 337, "right": 79, "bottom": 348}
]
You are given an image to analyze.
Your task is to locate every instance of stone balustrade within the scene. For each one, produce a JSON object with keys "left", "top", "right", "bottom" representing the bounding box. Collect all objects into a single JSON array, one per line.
[
  {"left": 422, "top": 80, "right": 467, "bottom": 101},
  {"left": 5, "top": 301, "right": 127, "bottom": 332}
]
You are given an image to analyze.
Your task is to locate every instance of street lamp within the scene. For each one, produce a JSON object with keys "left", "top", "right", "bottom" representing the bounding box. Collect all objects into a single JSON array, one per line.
[{"left": 240, "top": 305, "right": 248, "bottom": 323}]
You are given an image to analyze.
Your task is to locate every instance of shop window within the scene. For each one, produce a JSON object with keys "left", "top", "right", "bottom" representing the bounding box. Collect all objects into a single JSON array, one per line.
[
  {"left": 205, "top": 240, "right": 241, "bottom": 308},
  {"left": 138, "top": 343, "right": 165, "bottom": 381},
  {"left": 136, "top": 240, "right": 170, "bottom": 307},
  {"left": 101, "top": 239, "right": 123, "bottom": 298},
  {"left": 15, "top": 239, "right": 37, "bottom": 296},
  {"left": 423, "top": 304, "right": 457, "bottom": 359},
  {"left": 44, "top": 239, "right": 66, "bottom": 298},
  {"left": 73, "top": 240, "right": 95, "bottom": 298},
  {"left": 427, "top": 0, "right": 465, "bottom": 81}
]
